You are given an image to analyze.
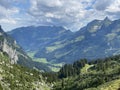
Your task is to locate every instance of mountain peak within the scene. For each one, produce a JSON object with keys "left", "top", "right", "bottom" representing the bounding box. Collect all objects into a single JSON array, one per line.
[
  {"left": 0, "top": 25, "right": 4, "bottom": 33},
  {"left": 103, "top": 17, "right": 111, "bottom": 22},
  {"left": 102, "top": 17, "right": 112, "bottom": 27},
  {"left": 0, "top": 25, "right": 2, "bottom": 31}
]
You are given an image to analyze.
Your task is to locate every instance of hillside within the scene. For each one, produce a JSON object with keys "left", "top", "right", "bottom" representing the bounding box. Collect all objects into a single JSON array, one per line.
[
  {"left": 86, "top": 79, "right": 120, "bottom": 90},
  {"left": 1, "top": 48, "right": 120, "bottom": 90},
  {"left": 0, "top": 51, "right": 50, "bottom": 90},
  {"left": 52, "top": 55, "right": 120, "bottom": 90}
]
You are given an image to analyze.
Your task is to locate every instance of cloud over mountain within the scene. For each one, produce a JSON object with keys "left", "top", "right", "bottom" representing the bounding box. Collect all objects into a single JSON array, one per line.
[{"left": 0, "top": 0, "right": 120, "bottom": 31}]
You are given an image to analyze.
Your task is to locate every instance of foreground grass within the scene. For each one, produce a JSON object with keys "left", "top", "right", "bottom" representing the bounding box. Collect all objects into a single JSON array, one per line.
[
  {"left": 0, "top": 52, "right": 51, "bottom": 90},
  {"left": 86, "top": 79, "right": 120, "bottom": 90}
]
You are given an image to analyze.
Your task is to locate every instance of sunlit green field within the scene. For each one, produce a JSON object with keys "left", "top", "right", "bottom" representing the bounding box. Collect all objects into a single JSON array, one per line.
[{"left": 27, "top": 52, "right": 63, "bottom": 72}]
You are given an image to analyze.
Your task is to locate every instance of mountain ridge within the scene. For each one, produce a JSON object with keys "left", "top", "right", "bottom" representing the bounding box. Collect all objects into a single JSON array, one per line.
[{"left": 8, "top": 17, "right": 120, "bottom": 64}]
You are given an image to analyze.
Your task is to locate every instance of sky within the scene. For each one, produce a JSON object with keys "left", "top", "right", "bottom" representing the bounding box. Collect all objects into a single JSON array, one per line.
[{"left": 0, "top": 0, "right": 120, "bottom": 31}]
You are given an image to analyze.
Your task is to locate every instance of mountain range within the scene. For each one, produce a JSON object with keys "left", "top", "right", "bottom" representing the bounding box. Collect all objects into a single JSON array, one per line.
[{"left": 8, "top": 17, "right": 120, "bottom": 65}]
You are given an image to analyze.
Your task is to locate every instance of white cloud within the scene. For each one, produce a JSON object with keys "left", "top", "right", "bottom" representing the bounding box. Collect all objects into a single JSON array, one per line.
[
  {"left": 28, "top": 0, "right": 95, "bottom": 31},
  {"left": 0, "top": 6, "right": 19, "bottom": 23},
  {"left": 105, "top": 0, "right": 120, "bottom": 17},
  {"left": 29, "top": 0, "right": 120, "bottom": 31},
  {"left": 1, "top": 0, "right": 120, "bottom": 31},
  {"left": 0, "top": 0, "right": 20, "bottom": 31},
  {"left": 94, "top": 0, "right": 112, "bottom": 11}
]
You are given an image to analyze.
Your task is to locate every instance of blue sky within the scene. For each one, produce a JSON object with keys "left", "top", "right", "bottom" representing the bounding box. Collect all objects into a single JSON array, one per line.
[{"left": 0, "top": 0, "right": 120, "bottom": 31}]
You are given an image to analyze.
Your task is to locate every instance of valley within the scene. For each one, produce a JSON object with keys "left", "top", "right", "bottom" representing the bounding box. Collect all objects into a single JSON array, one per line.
[{"left": 8, "top": 17, "right": 120, "bottom": 71}]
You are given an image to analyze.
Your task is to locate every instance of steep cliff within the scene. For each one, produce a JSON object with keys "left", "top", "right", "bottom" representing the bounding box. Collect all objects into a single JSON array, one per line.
[{"left": 0, "top": 25, "right": 19, "bottom": 64}]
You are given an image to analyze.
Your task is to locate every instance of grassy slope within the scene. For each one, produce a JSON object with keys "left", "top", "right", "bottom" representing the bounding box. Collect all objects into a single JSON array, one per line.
[
  {"left": 83, "top": 63, "right": 120, "bottom": 90},
  {"left": 81, "top": 64, "right": 94, "bottom": 74},
  {"left": 0, "top": 52, "right": 50, "bottom": 90},
  {"left": 86, "top": 79, "right": 120, "bottom": 90},
  {"left": 53, "top": 56, "right": 120, "bottom": 90}
]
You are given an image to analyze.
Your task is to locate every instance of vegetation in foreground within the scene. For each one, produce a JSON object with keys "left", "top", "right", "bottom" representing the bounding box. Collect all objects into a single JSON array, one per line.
[
  {"left": 1, "top": 49, "right": 120, "bottom": 90},
  {"left": 0, "top": 52, "right": 51, "bottom": 90},
  {"left": 43, "top": 55, "right": 120, "bottom": 90}
]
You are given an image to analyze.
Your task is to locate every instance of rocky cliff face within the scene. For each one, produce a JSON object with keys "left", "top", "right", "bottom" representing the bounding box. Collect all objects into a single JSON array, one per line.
[
  {"left": 0, "top": 26, "right": 18, "bottom": 64},
  {"left": 2, "top": 39, "right": 18, "bottom": 64}
]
